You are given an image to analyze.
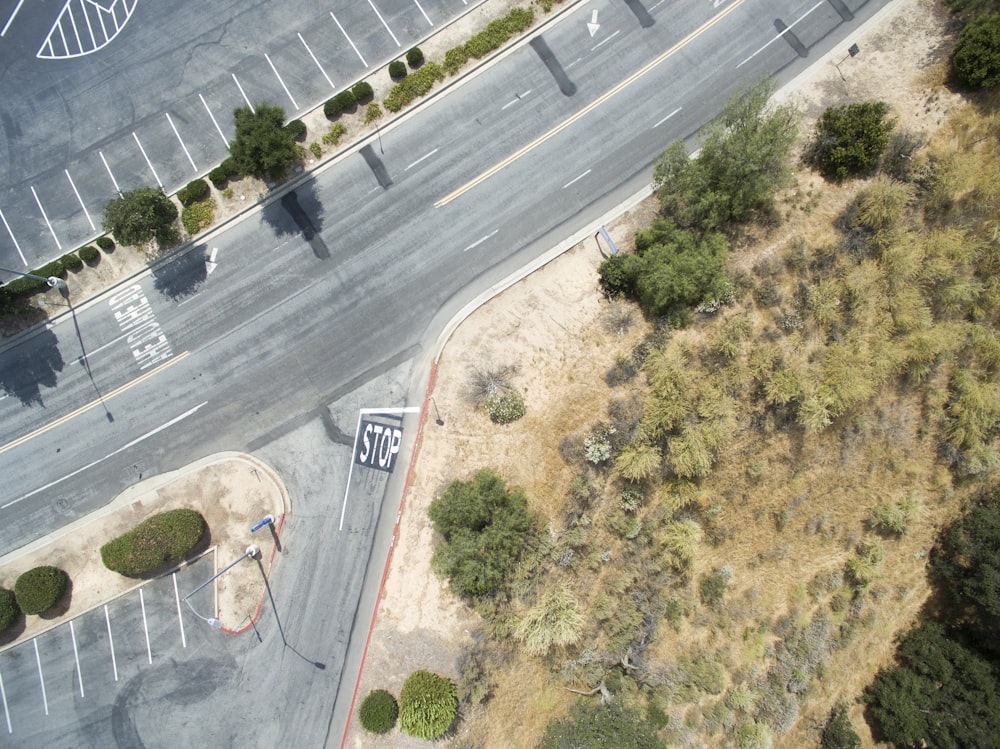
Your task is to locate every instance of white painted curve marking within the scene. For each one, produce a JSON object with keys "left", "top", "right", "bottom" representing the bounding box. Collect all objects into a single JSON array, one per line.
[{"left": 37, "top": 0, "right": 138, "bottom": 59}]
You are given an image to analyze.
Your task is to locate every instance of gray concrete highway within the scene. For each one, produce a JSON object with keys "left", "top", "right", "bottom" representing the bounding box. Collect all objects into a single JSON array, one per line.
[{"left": 0, "top": 0, "right": 895, "bottom": 744}]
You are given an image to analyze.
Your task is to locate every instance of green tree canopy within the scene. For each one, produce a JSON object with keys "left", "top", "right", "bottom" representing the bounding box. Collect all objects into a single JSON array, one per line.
[
  {"left": 102, "top": 187, "right": 178, "bottom": 247},
  {"left": 228, "top": 103, "right": 298, "bottom": 180},
  {"left": 933, "top": 486, "right": 1000, "bottom": 620},
  {"left": 951, "top": 15, "right": 1000, "bottom": 89},
  {"left": 428, "top": 469, "right": 533, "bottom": 599},
  {"left": 536, "top": 700, "right": 664, "bottom": 749},
  {"left": 820, "top": 701, "right": 860, "bottom": 749},
  {"left": 808, "top": 101, "right": 895, "bottom": 181}
]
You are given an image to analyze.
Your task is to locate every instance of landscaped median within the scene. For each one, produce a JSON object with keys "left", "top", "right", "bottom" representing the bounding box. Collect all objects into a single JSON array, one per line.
[{"left": 0, "top": 453, "right": 288, "bottom": 649}]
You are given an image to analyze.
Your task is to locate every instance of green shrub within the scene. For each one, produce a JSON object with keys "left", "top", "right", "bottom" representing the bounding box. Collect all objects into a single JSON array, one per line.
[
  {"left": 388, "top": 60, "right": 407, "bottom": 79},
  {"left": 177, "top": 178, "right": 210, "bottom": 206},
  {"left": 0, "top": 588, "right": 19, "bottom": 633},
  {"left": 847, "top": 538, "right": 885, "bottom": 590},
  {"left": 538, "top": 701, "right": 663, "bottom": 749},
  {"left": 62, "top": 252, "right": 83, "bottom": 271},
  {"left": 820, "top": 701, "right": 860, "bottom": 749},
  {"left": 384, "top": 63, "right": 445, "bottom": 112},
  {"left": 351, "top": 80, "right": 374, "bottom": 102},
  {"left": 869, "top": 494, "right": 921, "bottom": 535},
  {"left": 181, "top": 199, "right": 216, "bottom": 235},
  {"left": 358, "top": 689, "right": 398, "bottom": 734},
  {"left": 808, "top": 101, "right": 894, "bottom": 181},
  {"left": 598, "top": 253, "right": 636, "bottom": 298},
  {"left": 323, "top": 123, "right": 347, "bottom": 146},
  {"left": 324, "top": 89, "right": 357, "bottom": 118},
  {"left": 208, "top": 166, "right": 230, "bottom": 186},
  {"left": 95, "top": 236, "right": 115, "bottom": 251},
  {"left": 100, "top": 509, "right": 206, "bottom": 575},
  {"left": 221, "top": 157, "right": 241, "bottom": 178},
  {"left": 37, "top": 258, "right": 66, "bottom": 280},
  {"left": 485, "top": 389, "right": 525, "bottom": 423},
  {"left": 14, "top": 566, "right": 67, "bottom": 615},
  {"left": 285, "top": 118, "right": 306, "bottom": 141},
  {"left": 464, "top": 7, "right": 535, "bottom": 59},
  {"left": 699, "top": 567, "right": 729, "bottom": 608},
  {"left": 79, "top": 245, "right": 100, "bottom": 264},
  {"left": 406, "top": 46, "right": 424, "bottom": 67},
  {"left": 309, "top": 141, "right": 322, "bottom": 158},
  {"left": 443, "top": 46, "right": 469, "bottom": 75},
  {"left": 398, "top": 670, "right": 457, "bottom": 740},
  {"left": 951, "top": 15, "right": 1000, "bottom": 89}
]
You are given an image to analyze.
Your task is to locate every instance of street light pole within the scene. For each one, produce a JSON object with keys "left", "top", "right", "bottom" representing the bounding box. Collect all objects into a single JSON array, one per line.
[
  {"left": 0, "top": 265, "right": 65, "bottom": 289},
  {"left": 183, "top": 545, "right": 260, "bottom": 629}
]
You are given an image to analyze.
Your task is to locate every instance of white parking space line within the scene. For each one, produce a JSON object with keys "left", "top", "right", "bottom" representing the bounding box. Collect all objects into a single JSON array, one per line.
[
  {"left": 463, "top": 229, "right": 497, "bottom": 252},
  {"left": 563, "top": 169, "right": 591, "bottom": 188},
  {"left": 64, "top": 169, "right": 96, "bottom": 231},
  {"left": 405, "top": 148, "right": 438, "bottom": 170},
  {"left": 366, "top": 0, "right": 401, "bottom": 47},
  {"left": 0, "top": 0, "right": 26, "bottom": 36},
  {"left": 198, "top": 94, "right": 228, "bottom": 146},
  {"left": 69, "top": 620, "right": 85, "bottom": 698},
  {"left": 265, "top": 53, "right": 299, "bottom": 110},
  {"left": 591, "top": 29, "right": 620, "bottom": 51},
  {"left": 412, "top": 0, "right": 433, "bottom": 26},
  {"left": 139, "top": 589, "right": 152, "bottom": 664},
  {"left": 0, "top": 207, "right": 27, "bottom": 265},
  {"left": 132, "top": 132, "right": 163, "bottom": 188},
  {"left": 30, "top": 186, "right": 62, "bottom": 250},
  {"left": 0, "top": 667, "right": 10, "bottom": 734},
  {"left": 99, "top": 150, "right": 121, "bottom": 193},
  {"left": 173, "top": 573, "right": 187, "bottom": 648},
  {"left": 298, "top": 33, "right": 336, "bottom": 91},
  {"left": 330, "top": 12, "right": 368, "bottom": 67},
  {"left": 104, "top": 605, "right": 119, "bottom": 681},
  {"left": 165, "top": 113, "right": 198, "bottom": 173},
  {"left": 232, "top": 73, "right": 255, "bottom": 113},
  {"left": 33, "top": 640, "right": 48, "bottom": 716},
  {"left": 653, "top": 106, "right": 682, "bottom": 128}
]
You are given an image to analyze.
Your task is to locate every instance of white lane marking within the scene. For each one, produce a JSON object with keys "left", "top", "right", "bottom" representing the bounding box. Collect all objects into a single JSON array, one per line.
[
  {"left": 330, "top": 12, "right": 367, "bottom": 67},
  {"left": 232, "top": 73, "right": 255, "bottom": 112},
  {"left": 502, "top": 89, "right": 533, "bottom": 110},
  {"left": 405, "top": 148, "right": 439, "bottom": 171},
  {"left": 563, "top": 169, "right": 592, "bottom": 189},
  {"left": 591, "top": 29, "right": 620, "bottom": 50},
  {"left": 650, "top": 0, "right": 668, "bottom": 8},
  {"left": 463, "top": 229, "right": 498, "bottom": 252},
  {"left": 99, "top": 150, "right": 121, "bottom": 192},
  {"left": 206, "top": 246, "right": 218, "bottom": 276},
  {"left": 165, "top": 113, "right": 197, "bottom": 173},
  {"left": 139, "top": 589, "right": 152, "bottom": 664},
  {"left": 412, "top": 0, "right": 433, "bottom": 26},
  {"left": 0, "top": 667, "right": 10, "bottom": 733},
  {"left": 30, "top": 186, "right": 62, "bottom": 250},
  {"left": 1, "top": 401, "right": 208, "bottom": 509},
  {"left": 104, "top": 605, "right": 119, "bottom": 681},
  {"left": 736, "top": 0, "right": 825, "bottom": 68},
  {"left": 173, "top": 573, "right": 187, "bottom": 648},
  {"left": 69, "top": 329, "right": 133, "bottom": 367},
  {"left": 0, "top": 206, "right": 27, "bottom": 265},
  {"left": 64, "top": 169, "right": 96, "bottom": 231},
  {"left": 565, "top": 57, "right": 582, "bottom": 70},
  {"left": 265, "top": 53, "right": 299, "bottom": 110},
  {"left": 298, "top": 33, "right": 335, "bottom": 91},
  {"left": 69, "top": 620, "right": 85, "bottom": 698},
  {"left": 33, "top": 640, "right": 48, "bottom": 715},
  {"left": 653, "top": 106, "right": 682, "bottom": 128},
  {"left": 366, "top": 0, "right": 400, "bottom": 47},
  {"left": 199, "top": 93, "right": 228, "bottom": 146},
  {"left": 1, "top": 0, "right": 26, "bottom": 36},
  {"left": 132, "top": 132, "right": 162, "bottom": 187}
]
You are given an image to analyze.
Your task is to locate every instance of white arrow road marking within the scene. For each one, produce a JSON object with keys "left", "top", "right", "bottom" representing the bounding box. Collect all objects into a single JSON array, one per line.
[
  {"left": 587, "top": 9, "right": 600, "bottom": 36},
  {"left": 206, "top": 247, "right": 219, "bottom": 275}
]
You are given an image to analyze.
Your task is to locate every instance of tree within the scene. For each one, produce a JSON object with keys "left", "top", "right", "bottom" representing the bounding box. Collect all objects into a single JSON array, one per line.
[
  {"left": 536, "top": 700, "right": 664, "bottom": 749},
  {"left": 653, "top": 78, "right": 798, "bottom": 233},
  {"left": 820, "top": 701, "right": 860, "bottom": 749},
  {"left": 228, "top": 103, "right": 297, "bottom": 180},
  {"left": 808, "top": 101, "right": 894, "bottom": 181},
  {"left": 933, "top": 486, "right": 1000, "bottom": 619},
  {"left": 103, "top": 187, "right": 178, "bottom": 247},
  {"left": 951, "top": 15, "right": 1000, "bottom": 89}
]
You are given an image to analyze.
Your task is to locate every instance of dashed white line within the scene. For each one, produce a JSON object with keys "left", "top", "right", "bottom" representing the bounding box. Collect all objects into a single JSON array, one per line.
[
  {"left": 232, "top": 73, "right": 255, "bottom": 113},
  {"left": 653, "top": 106, "right": 682, "bottom": 128},
  {"left": 563, "top": 169, "right": 592, "bottom": 189},
  {"left": 463, "top": 229, "right": 498, "bottom": 252},
  {"left": 591, "top": 29, "right": 620, "bottom": 50},
  {"left": 30, "top": 186, "right": 62, "bottom": 250},
  {"left": 69, "top": 620, "right": 85, "bottom": 698},
  {"left": 0, "top": 206, "right": 27, "bottom": 265},
  {"left": 33, "top": 639, "right": 48, "bottom": 716},
  {"left": 298, "top": 33, "right": 335, "bottom": 91},
  {"left": 736, "top": 0, "right": 825, "bottom": 68},
  {"left": 265, "top": 53, "right": 299, "bottom": 110},
  {"left": 199, "top": 93, "right": 229, "bottom": 146},
  {"left": 99, "top": 150, "right": 121, "bottom": 193},
  {"left": 330, "top": 12, "right": 367, "bottom": 67},
  {"left": 412, "top": 0, "right": 433, "bottom": 26},
  {"left": 165, "top": 112, "right": 197, "bottom": 173},
  {"left": 65, "top": 169, "right": 96, "bottom": 231},
  {"left": 0, "top": 667, "right": 10, "bottom": 734},
  {"left": 366, "top": 0, "right": 400, "bottom": 47},
  {"left": 132, "top": 132, "right": 162, "bottom": 187},
  {"left": 405, "top": 148, "right": 439, "bottom": 170},
  {"left": 1, "top": 0, "right": 26, "bottom": 37},
  {"left": 173, "top": 573, "right": 187, "bottom": 648},
  {"left": 139, "top": 589, "right": 152, "bottom": 664},
  {"left": 69, "top": 329, "right": 132, "bottom": 366},
  {"left": 501, "top": 90, "right": 532, "bottom": 110},
  {"left": 105, "top": 605, "right": 119, "bottom": 681}
]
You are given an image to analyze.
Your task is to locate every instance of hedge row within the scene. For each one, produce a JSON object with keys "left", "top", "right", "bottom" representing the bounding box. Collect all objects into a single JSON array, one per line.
[
  {"left": 384, "top": 63, "right": 445, "bottom": 112},
  {"left": 209, "top": 157, "right": 241, "bottom": 187},
  {"left": 100, "top": 509, "right": 207, "bottom": 576},
  {"left": 324, "top": 81, "right": 375, "bottom": 119},
  {"left": 461, "top": 7, "right": 534, "bottom": 62}
]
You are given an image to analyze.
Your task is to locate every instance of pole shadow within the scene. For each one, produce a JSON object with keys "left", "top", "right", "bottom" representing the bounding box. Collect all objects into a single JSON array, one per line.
[
  {"left": 256, "top": 557, "right": 326, "bottom": 670},
  {"left": 529, "top": 37, "right": 577, "bottom": 97},
  {"left": 63, "top": 286, "right": 114, "bottom": 422}
]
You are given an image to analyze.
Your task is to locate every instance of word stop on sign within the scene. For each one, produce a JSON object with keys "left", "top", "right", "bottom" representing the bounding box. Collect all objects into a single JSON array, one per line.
[{"left": 355, "top": 420, "right": 403, "bottom": 473}]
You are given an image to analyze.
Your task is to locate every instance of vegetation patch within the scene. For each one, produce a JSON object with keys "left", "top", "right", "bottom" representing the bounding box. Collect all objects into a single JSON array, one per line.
[
  {"left": 0, "top": 588, "right": 19, "bottom": 632},
  {"left": 14, "top": 566, "right": 67, "bottom": 615},
  {"left": 398, "top": 670, "right": 457, "bottom": 740},
  {"left": 358, "top": 688, "right": 398, "bottom": 734},
  {"left": 384, "top": 62, "right": 445, "bottom": 112},
  {"left": 100, "top": 509, "right": 206, "bottom": 576},
  {"left": 181, "top": 199, "right": 216, "bottom": 235}
]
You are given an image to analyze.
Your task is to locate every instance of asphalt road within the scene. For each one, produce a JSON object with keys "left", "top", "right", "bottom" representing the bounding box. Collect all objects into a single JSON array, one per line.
[{"left": 0, "top": 0, "right": 896, "bottom": 745}]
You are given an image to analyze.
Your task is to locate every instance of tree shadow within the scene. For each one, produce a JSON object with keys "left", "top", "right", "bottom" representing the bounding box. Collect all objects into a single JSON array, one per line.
[
  {"left": 0, "top": 612, "right": 26, "bottom": 646},
  {"left": 260, "top": 179, "right": 329, "bottom": 259},
  {"left": 152, "top": 244, "right": 209, "bottom": 301},
  {"left": 0, "top": 325, "right": 64, "bottom": 405}
]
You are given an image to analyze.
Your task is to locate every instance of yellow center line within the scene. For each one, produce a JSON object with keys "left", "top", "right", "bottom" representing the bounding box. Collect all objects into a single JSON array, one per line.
[
  {"left": 0, "top": 352, "right": 190, "bottom": 456},
  {"left": 434, "top": 0, "right": 746, "bottom": 209}
]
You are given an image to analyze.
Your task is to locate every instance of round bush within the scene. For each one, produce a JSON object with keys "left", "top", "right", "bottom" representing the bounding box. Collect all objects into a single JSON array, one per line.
[
  {"left": 14, "top": 566, "right": 67, "bottom": 615},
  {"left": 285, "top": 119, "right": 307, "bottom": 141},
  {"left": 177, "top": 178, "right": 210, "bottom": 207},
  {"left": 399, "top": 670, "right": 457, "bottom": 740},
  {"left": 406, "top": 46, "right": 424, "bottom": 67},
  {"left": 358, "top": 689, "right": 398, "bottom": 734},
  {"left": 0, "top": 588, "right": 19, "bottom": 633},
  {"left": 100, "top": 509, "right": 206, "bottom": 576},
  {"left": 351, "top": 81, "right": 373, "bottom": 102},
  {"left": 79, "top": 245, "right": 100, "bottom": 264},
  {"left": 486, "top": 389, "right": 525, "bottom": 424},
  {"left": 208, "top": 166, "right": 230, "bottom": 187},
  {"left": 952, "top": 15, "right": 1000, "bottom": 90},
  {"left": 324, "top": 89, "right": 357, "bottom": 118},
  {"left": 388, "top": 60, "right": 407, "bottom": 80},
  {"left": 221, "top": 157, "right": 241, "bottom": 179},
  {"left": 62, "top": 252, "right": 83, "bottom": 271},
  {"left": 95, "top": 236, "right": 115, "bottom": 251}
]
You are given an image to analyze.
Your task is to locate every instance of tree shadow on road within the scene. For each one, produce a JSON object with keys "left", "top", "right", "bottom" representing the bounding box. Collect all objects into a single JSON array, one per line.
[
  {"left": 260, "top": 180, "right": 330, "bottom": 260},
  {"left": 152, "top": 244, "right": 209, "bottom": 301},
  {"left": 0, "top": 326, "right": 64, "bottom": 406}
]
